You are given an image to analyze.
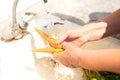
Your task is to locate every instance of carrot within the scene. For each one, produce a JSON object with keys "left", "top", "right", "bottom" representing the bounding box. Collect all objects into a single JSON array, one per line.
[
  {"left": 31, "top": 48, "right": 64, "bottom": 53},
  {"left": 34, "top": 27, "right": 62, "bottom": 49}
]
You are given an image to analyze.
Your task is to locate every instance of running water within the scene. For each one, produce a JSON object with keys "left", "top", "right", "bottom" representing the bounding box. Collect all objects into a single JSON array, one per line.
[
  {"left": 41, "top": 0, "right": 57, "bottom": 37},
  {"left": 31, "top": 1, "right": 84, "bottom": 78},
  {"left": 35, "top": 56, "right": 84, "bottom": 80}
]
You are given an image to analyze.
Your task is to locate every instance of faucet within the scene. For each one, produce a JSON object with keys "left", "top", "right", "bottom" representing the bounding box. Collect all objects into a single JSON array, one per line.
[
  {"left": 0, "top": 0, "right": 28, "bottom": 41},
  {"left": 0, "top": 0, "right": 49, "bottom": 42}
]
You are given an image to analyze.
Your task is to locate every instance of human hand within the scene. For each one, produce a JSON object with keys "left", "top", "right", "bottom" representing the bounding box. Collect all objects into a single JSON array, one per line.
[
  {"left": 53, "top": 42, "right": 120, "bottom": 73},
  {"left": 53, "top": 43, "right": 82, "bottom": 68},
  {"left": 56, "top": 27, "right": 89, "bottom": 47},
  {"left": 56, "top": 22, "right": 107, "bottom": 47}
]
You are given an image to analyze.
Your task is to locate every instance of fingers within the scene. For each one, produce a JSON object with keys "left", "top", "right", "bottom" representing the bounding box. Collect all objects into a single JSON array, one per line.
[
  {"left": 53, "top": 52, "right": 65, "bottom": 64},
  {"left": 53, "top": 51, "right": 75, "bottom": 68},
  {"left": 53, "top": 43, "right": 79, "bottom": 68},
  {"left": 56, "top": 31, "right": 70, "bottom": 44},
  {"left": 56, "top": 29, "right": 83, "bottom": 44}
]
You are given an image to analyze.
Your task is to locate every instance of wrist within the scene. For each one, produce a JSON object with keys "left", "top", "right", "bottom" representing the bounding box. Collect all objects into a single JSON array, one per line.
[{"left": 83, "top": 22, "right": 107, "bottom": 41}]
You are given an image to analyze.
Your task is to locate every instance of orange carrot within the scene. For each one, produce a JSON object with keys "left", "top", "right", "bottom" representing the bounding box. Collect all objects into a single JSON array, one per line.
[
  {"left": 34, "top": 27, "right": 62, "bottom": 49},
  {"left": 31, "top": 48, "right": 64, "bottom": 53}
]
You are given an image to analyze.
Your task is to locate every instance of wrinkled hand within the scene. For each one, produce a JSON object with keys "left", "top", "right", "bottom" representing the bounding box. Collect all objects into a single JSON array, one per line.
[{"left": 53, "top": 43, "right": 81, "bottom": 68}]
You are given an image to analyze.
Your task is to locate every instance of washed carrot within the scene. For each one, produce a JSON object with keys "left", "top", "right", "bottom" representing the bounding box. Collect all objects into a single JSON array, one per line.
[
  {"left": 34, "top": 27, "right": 62, "bottom": 49},
  {"left": 31, "top": 48, "right": 64, "bottom": 53}
]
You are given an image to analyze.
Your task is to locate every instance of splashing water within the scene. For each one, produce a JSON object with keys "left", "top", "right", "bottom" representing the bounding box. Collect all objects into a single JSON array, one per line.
[{"left": 34, "top": 56, "right": 83, "bottom": 80}]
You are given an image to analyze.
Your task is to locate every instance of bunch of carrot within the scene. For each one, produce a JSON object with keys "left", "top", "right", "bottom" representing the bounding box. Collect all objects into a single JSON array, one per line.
[{"left": 31, "top": 27, "right": 63, "bottom": 53}]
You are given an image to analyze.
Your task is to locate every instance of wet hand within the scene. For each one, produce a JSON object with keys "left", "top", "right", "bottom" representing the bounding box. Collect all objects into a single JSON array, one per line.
[
  {"left": 53, "top": 43, "right": 81, "bottom": 68},
  {"left": 56, "top": 27, "right": 89, "bottom": 47}
]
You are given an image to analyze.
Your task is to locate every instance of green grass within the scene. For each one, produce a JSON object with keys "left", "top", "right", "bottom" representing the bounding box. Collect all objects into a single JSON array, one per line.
[{"left": 83, "top": 69, "right": 120, "bottom": 80}]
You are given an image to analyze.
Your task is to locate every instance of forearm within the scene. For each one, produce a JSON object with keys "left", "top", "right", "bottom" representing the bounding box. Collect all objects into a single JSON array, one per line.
[
  {"left": 82, "top": 22, "right": 107, "bottom": 41},
  {"left": 97, "top": 9, "right": 120, "bottom": 37},
  {"left": 81, "top": 9, "right": 120, "bottom": 41},
  {"left": 78, "top": 49, "right": 120, "bottom": 73}
]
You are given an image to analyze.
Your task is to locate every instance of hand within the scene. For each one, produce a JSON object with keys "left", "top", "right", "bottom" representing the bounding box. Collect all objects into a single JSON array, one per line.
[
  {"left": 56, "top": 22, "right": 107, "bottom": 47},
  {"left": 56, "top": 27, "right": 89, "bottom": 47},
  {"left": 53, "top": 43, "right": 81, "bottom": 68}
]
